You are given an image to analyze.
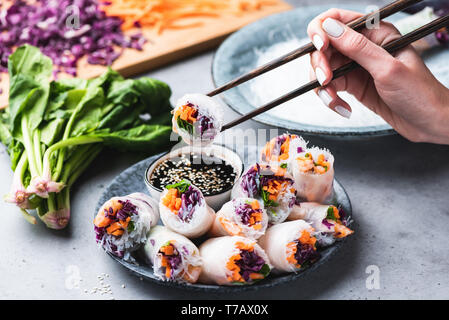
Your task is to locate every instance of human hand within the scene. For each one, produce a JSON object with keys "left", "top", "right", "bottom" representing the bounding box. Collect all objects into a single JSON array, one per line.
[{"left": 307, "top": 8, "right": 449, "bottom": 144}]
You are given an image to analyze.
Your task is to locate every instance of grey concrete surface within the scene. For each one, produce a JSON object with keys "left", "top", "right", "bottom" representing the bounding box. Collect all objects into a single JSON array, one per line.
[{"left": 1, "top": 0, "right": 449, "bottom": 300}]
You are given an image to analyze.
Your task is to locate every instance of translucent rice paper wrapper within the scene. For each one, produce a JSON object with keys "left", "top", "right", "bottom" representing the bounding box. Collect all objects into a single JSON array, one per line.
[
  {"left": 159, "top": 185, "right": 215, "bottom": 238},
  {"left": 198, "top": 236, "right": 272, "bottom": 286},
  {"left": 95, "top": 193, "right": 159, "bottom": 262},
  {"left": 232, "top": 163, "right": 296, "bottom": 224},
  {"left": 260, "top": 134, "right": 308, "bottom": 168},
  {"left": 172, "top": 93, "right": 224, "bottom": 146},
  {"left": 144, "top": 226, "right": 202, "bottom": 283},
  {"left": 209, "top": 198, "right": 269, "bottom": 240},
  {"left": 290, "top": 147, "right": 334, "bottom": 203},
  {"left": 288, "top": 202, "right": 340, "bottom": 247},
  {"left": 258, "top": 220, "right": 315, "bottom": 273}
]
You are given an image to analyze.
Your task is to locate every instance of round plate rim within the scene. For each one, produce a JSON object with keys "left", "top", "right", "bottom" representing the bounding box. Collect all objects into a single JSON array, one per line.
[
  {"left": 211, "top": 4, "right": 399, "bottom": 137},
  {"left": 95, "top": 151, "right": 353, "bottom": 292}
]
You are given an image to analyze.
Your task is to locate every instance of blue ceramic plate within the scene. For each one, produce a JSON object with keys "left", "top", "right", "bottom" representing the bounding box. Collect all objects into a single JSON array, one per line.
[
  {"left": 96, "top": 146, "right": 353, "bottom": 292},
  {"left": 212, "top": 4, "right": 449, "bottom": 137}
]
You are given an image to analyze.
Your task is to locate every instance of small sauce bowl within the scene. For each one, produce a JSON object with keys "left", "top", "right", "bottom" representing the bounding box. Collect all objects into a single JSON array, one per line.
[{"left": 144, "top": 145, "right": 244, "bottom": 210}]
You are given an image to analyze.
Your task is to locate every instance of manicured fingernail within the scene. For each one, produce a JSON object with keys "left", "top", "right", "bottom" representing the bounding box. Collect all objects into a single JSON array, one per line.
[
  {"left": 315, "top": 67, "right": 327, "bottom": 86},
  {"left": 312, "top": 34, "right": 324, "bottom": 51},
  {"left": 335, "top": 105, "right": 352, "bottom": 119},
  {"left": 323, "top": 18, "right": 344, "bottom": 38},
  {"left": 318, "top": 89, "right": 333, "bottom": 106}
]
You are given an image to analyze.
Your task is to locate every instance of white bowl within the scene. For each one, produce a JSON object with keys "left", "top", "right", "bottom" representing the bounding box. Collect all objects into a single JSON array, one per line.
[{"left": 144, "top": 145, "right": 244, "bottom": 211}]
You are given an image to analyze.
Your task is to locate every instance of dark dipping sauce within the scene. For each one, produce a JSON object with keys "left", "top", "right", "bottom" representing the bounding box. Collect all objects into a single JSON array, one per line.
[{"left": 149, "top": 153, "right": 237, "bottom": 196}]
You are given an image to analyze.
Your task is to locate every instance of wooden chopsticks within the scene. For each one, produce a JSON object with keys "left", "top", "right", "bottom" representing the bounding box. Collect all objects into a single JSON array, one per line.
[
  {"left": 220, "top": 13, "right": 449, "bottom": 132},
  {"left": 208, "top": 0, "right": 424, "bottom": 98}
]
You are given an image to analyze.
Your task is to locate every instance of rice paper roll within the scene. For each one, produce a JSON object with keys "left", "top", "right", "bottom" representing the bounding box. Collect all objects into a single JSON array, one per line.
[
  {"left": 93, "top": 193, "right": 159, "bottom": 261},
  {"left": 258, "top": 220, "right": 320, "bottom": 273},
  {"left": 144, "top": 226, "right": 202, "bottom": 284},
  {"left": 209, "top": 198, "right": 268, "bottom": 240},
  {"left": 260, "top": 134, "right": 308, "bottom": 169},
  {"left": 288, "top": 203, "right": 353, "bottom": 247},
  {"left": 172, "top": 93, "right": 223, "bottom": 145},
  {"left": 199, "top": 236, "right": 272, "bottom": 286},
  {"left": 291, "top": 147, "right": 335, "bottom": 203},
  {"left": 160, "top": 180, "right": 215, "bottom": 238},
  {"left": 232, "top": 163, "right": 296, "bottom": 224}
]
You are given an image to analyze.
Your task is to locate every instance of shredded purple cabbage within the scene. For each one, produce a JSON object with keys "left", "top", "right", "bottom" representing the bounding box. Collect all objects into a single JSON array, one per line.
[
  {"left": 322, "top": 219, "right": 334, "bottom": 229},
  {"left": 93, "top": 227, "right": 124, "bottom": 257},
  {"left": 294, "top": 243, "right": 320, "bottom": 266},
  {"left": 0, "top": 0, "right": 145, "bottom": 75},
  {"left": 297, "top": 146, "right": 303, "bottom": 153},
  {"left": 196, "top": 114, "right": 215, "bottom": 137},
  {"left": 94, "top": 225, "right": 105, "bottom": 242},
  {"left": 240, "top": 164, "right": 260, "bottom": 197},
  {"left": 116, "top": 199, "right": 137, "bottom": 221},
  {"left": 235, "top": 250, "right": 266, "bottom": 282},
  {"left": 235, "top": 201, "right": 261, "bottom": 226},
  {"left": 160, "top": 246, "right": 182, "bottom": 278},
  {"left": 178, "top": 186, "right": 202, "bottom": 222}
]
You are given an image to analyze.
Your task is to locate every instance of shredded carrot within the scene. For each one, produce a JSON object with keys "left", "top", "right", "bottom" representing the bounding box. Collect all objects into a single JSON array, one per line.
[
  {"left": 100, "top": 0, "right": 280, "bottom": 34},
  {"left": 162, "top": 188, "right": 182, "bottom": 214},
  {"left": 297, "top": 152, "right": 330, "bottom": 175}
]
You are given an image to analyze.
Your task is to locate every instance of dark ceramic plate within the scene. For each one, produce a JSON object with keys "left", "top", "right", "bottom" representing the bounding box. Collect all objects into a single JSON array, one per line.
[
  {"left": 95, "top": 146, "right": 353, "bottom": 292},
  {"left": 212, "top": 4, "right": 449, "bottom": 137}
]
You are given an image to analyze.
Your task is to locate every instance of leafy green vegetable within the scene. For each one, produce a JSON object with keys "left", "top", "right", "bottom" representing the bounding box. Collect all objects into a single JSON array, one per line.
[
  {"left": 0, "top": 45, "right": 175, "bottom": 229},
  {"left": 261, "top": 189, "right": 279, "bottom": 208},
  {"left": 280, "top": 163, "right": 288, "bottom": 169},
  {"left": 127, "top": 221, "right": 135, "bottom": 233},
  {"left": 166, "top": 180, "right": 191, "bottom": 194},
  {"left": 176, "top": 117, "right": 194, "bottom": 135},
  {"left": 326, "top": 206, "right": 337, "bottom": 221},
  {"left": 259, "top": 264, "right": 271, "bottom": 277}
]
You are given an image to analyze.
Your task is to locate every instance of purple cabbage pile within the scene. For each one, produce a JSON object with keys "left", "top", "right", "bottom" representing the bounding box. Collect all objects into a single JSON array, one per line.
[
  {"left": 0, "top": 0, "right": 145, "bottom": 75},
  {"left": 196, "top": 114, "right": 215, "bottom": 137},
  {"left": 240, "top": 164, "right": 260, "bottom": 197},
  {"left": 294, "top": 243, "right": 320, "bottom": 266},
  {"left": 235, "top": 250, "right": 266, "bottom": 282},
  {"left": 235, "top": 201, "right": 261, "bottom": 226},
  {"left": 163, "top": 250, "right": 183, "bottom": 278},
  {"left": 178, "top": 186, "right": 203, "bottom": 223}
]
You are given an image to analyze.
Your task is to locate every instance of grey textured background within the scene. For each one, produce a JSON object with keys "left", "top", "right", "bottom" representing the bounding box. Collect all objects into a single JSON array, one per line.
[{"left": 1, "top": 0, "right": 449, "bottom": 300}]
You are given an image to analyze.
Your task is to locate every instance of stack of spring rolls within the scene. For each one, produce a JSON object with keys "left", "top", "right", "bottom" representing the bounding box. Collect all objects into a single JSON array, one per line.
[{"left": 93, "top": 134, "right": 353, "bottom": 286}]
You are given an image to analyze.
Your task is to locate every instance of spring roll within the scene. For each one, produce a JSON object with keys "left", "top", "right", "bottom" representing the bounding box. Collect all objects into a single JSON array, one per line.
[
  {"left": 198, "top": 236, "right": 272, "bottom": 286},
  {"left": 94, "top": 193, "right": 159, "bottom": 261},
  {"left": 209, "top": 198, "right": 268, "bottom": 240},
  {"left": 260, "top": 134, "right": 308, "bottom": 169},
  {"left": 258, "top": 220, "right": 320, "bottom": 272},
  {"left": 144, "top": 226, "right": 202, "bottom": 283},
  {"left": 288, "top": 203, "right": 353, "bottom": 247},
  {"left": 291, "top": 147, "right": 335, "bottom": 203},
  {"left": 160, "top": 180, "right": 215, "bottom": 238},
  {"left": 172, "top": 93, "right": 223, "bottom": 145},
  {"left": 232, "top": 163, "right": 296, "bottom": 224}
]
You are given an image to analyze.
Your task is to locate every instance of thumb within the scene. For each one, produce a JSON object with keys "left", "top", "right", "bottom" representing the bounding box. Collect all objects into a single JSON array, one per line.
[{"left": 321, "top": 18, "right": 400, "bottom": 81}]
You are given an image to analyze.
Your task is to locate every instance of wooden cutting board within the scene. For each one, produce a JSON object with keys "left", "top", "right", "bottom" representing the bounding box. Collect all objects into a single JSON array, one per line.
[{"left": 0, "top": 1, "right": 292, "bottom": 108}]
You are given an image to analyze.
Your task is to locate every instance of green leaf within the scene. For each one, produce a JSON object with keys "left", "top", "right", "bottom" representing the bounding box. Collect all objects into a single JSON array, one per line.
[
  {"left": 166, "top": 180, "right": 191, "bottom": 194},
  {"left": 261, "top": 189, "right": 279, "bottom": 208},
  {"left": 176, "top": 117, "right": 194, "bottom": 135},
  {"left": 93, "top": 124, "right": 173, "bottom": 153},
  {"left": 326, "top": 206, "right": 336, "bottom": 221},
  {"left": 259, "top": 264, "right": 271, "bottom": 277},
  {"left": 133, "top": 77, "right": 172, "bottom": 116},
  {"left": 127, "top": 221, "right": 135, "bottom": 233},
  {"left": 8, "top": 45, "right": 52, "bottom": 135},
  {"left": 280, "top": 163, "right": 288, "bottom": 169}
]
